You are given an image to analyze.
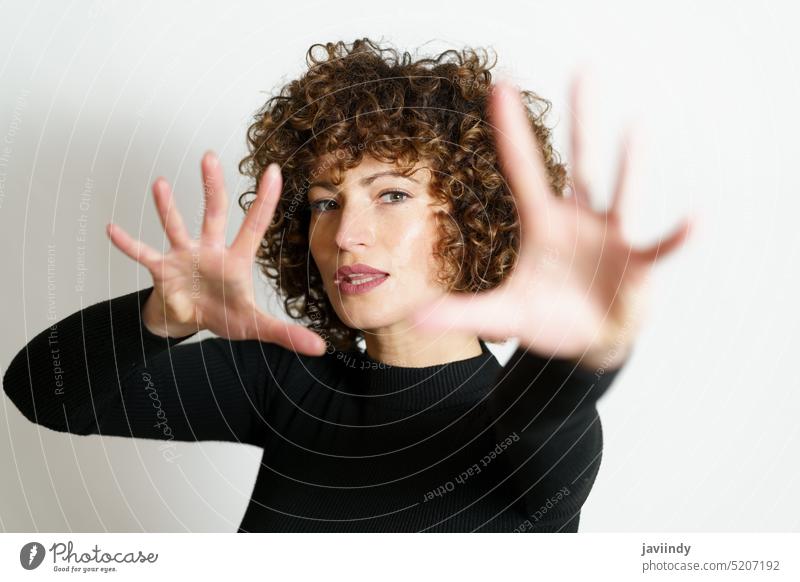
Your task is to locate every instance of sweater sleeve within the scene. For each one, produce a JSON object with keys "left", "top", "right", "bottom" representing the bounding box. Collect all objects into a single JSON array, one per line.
[
  {"left": 2, "top": 286, "right": 274, "bottom": 447},
  {"left": 486, "top": 346, "right": 624, "bottom": 532}
]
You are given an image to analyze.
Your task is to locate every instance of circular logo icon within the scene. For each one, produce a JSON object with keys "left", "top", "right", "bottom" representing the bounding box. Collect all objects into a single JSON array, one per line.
[{"left": 20, "top": 542, "right": 46, "bottom": 570}]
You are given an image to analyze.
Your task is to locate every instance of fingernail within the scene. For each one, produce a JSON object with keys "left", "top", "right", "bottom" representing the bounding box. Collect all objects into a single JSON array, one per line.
[
  {"left": 494, "top": 70, "right": 512, "bottom": 86},
  {"left": 491, "top": 73, "right": 512, "bottom": 96},
  {"left": 266, "top": 163, "right": 280, "bottom": 185}
]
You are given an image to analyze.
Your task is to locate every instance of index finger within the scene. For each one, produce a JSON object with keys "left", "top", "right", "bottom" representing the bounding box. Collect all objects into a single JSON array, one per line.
[
  {"left": 230, "top": 163, "right": 281, "bottom": 257},
  {"left": 488, "top": 79, "right": 554, "bottom": 240},
  {"left": 200, "top": 151, "right": 229, "bottom": 246}
]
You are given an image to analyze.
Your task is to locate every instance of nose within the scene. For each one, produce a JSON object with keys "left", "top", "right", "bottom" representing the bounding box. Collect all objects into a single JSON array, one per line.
[{"left": 334, "top": 201, "right": 374, "bottom": 251}]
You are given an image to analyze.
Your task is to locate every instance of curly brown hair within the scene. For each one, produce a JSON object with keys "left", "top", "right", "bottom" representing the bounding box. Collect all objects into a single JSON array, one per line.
[{"left": 238, "top": 37, "right": 569, "bottom": 353}]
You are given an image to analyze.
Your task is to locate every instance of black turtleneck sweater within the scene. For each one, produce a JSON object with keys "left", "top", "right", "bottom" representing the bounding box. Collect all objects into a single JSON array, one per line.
[{"left": 2, "top": 287, "right": 623, "bottom": 532}]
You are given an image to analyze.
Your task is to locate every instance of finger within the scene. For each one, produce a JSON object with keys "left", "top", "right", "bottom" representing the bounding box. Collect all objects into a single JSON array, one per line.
[
  {"left": 251, "top": 312, "right": 327, "bottom": 356},
  {"left": 410, "top": 282, "right": 601, "bottom": 356},
  {"left": 106, "top": 222, "right": 163, "bottom": 271},
  {"left": 607, "top": 123, "right": 640, "bottom": 220},
  {"left": 632, "top": 216, "right": 694, "bottom": 263},
  {"left": 152, "top": 177, "right": 192, "bottom": 250},
  {"left": 200, "top": 151, "right": 229, "bottom": 246},
  {"left": 231, "top": 163, "right": 281, "bottom": 257},
  {"left": 489, "top": 79, "right": 553, "bottom": 247},
  {"left": 409, "top": 291, "right": 519, "bottom": 342},
  {"left": 569, "top": 69, "right": 597, "bottom": 208}
]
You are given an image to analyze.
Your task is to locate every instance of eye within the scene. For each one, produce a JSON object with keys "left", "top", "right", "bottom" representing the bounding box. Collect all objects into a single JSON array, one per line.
[
  {"left": 379, "top": 190, "right": 411, "bottom": 204},
  {"left": 309, "top": 199, "right": 339, "bottom": 213}
]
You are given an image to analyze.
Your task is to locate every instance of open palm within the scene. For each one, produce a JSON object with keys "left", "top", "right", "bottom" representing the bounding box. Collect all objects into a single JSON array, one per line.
[
  {"left": 411, "top": 73, "right": 693, "bottom": 368},
  {"left": 106, "top": 153, "right": 326, "bottom": 356}
]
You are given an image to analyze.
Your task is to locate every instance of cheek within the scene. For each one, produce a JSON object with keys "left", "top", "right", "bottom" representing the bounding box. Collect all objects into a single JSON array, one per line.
[
  {"left": 386, "top": 212, "right": 441, "bottom": 289},
  {"left": 308, "top": 219, "right": 334, "bottom": 263},
  {"left": 308, "top": 232, "right": 333, "bottom": 297}
]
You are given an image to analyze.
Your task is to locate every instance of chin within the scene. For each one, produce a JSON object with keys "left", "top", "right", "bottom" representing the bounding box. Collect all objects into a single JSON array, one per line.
[{"left": 332, "top": 306, "right": 406, "bottom": 333}]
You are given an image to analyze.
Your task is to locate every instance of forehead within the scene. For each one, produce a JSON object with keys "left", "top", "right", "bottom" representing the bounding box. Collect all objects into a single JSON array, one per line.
[{"left": 310, "top": 152, "right": 431, "bottom": 184}]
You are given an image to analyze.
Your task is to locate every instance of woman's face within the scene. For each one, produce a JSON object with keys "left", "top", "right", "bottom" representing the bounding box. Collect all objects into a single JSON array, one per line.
[{"left": 307, "top": 154, "right": 450, "bottom": 335}]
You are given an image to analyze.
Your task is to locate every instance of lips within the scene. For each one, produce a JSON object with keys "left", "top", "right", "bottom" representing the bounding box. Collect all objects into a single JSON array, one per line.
[
  {"left": 334, "top": 263, "right": 390, "bottom": 295},
  {"left": 334, "top": 263, "right": 389, "bottom": 283}
]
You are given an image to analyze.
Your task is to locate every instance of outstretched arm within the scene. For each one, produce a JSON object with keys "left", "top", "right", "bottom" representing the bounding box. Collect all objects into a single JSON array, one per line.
[
  {"left": 487, "top": 346, "right": 622, "bottom": 531},
  {"left": 2, "top": 286, "right": 279, "bottom": 447},
  {"left": 412, "top": 71, "right": 693, "bottom": 530},
  {"left": 4, "top": 150, "right": 325, "bottom": 445}
]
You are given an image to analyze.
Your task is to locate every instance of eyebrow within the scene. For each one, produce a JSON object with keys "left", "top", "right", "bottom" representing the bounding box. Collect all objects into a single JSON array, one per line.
[{"left": 308, "top": 170, "right": 420, "bottom": 194}]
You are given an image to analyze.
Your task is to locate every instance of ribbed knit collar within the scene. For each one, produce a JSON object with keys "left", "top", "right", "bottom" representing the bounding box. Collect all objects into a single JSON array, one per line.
[{"left": 331, "top": 339, "right": 502, "bottom": 412}]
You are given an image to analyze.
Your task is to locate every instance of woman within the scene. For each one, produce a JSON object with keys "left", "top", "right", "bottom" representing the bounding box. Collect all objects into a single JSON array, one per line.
[{"left": 3, "top": 39, "right": 691, "bottom": 532}]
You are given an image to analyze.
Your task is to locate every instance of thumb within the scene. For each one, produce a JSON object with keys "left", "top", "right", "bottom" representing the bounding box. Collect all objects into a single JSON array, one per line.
[
  {"left": 249, "top": 311, "right": 327, "bottom": 356},
  {"left": 409, "top": 291, "right": 519, "bottom": 341}
]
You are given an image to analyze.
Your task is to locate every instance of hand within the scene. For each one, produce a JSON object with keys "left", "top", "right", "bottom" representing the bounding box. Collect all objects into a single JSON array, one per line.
[
  {"left": 411, "top": 73, "right": 694, "bottom": 370},
  {"left": 106, "top": 151, "right": 327, "bottom": 356}
]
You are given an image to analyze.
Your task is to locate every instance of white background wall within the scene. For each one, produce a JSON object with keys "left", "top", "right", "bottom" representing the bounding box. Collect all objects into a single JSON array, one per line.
[{"left": 1, "top": 0, "right": 798, "bottom": 532}]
